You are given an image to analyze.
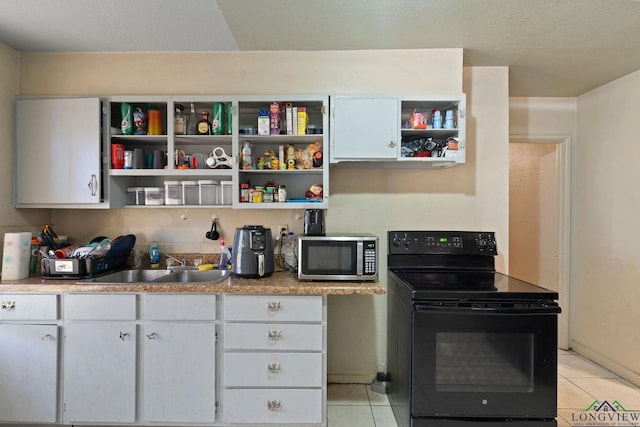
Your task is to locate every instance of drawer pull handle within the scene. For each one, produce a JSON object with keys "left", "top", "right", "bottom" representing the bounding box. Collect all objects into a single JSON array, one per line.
[
  {"left": 267, "top": 330, "right": 282, "bottom": 341},
  {"left": 146, "top": 332, "right": 158, "bottom": 340},
  {"left": 41, "top": 334, "right": 54, "bottom": 341},
  {"left": 267, "top": 301, "right": 281, "bottom": 312},
  {"left": 267, "top": 400, "right": 281, "bottom": 411},
  {"left": 119, "top": 332, "right": 129, "bottom": 341},
  {"left": 1, "top": 301, "right": 16, "bottom": 310},
  {"left": 267, "top": 362, "right": 281, "bottom": 374}
]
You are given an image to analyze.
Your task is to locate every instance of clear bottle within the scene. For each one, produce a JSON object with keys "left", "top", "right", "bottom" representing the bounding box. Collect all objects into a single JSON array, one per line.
[
  {"left": 134, "top": 250, "right": 143, "bottom": 268},
  {"left": 186, "top": 103, "right": 199, "bottom": 135},
  {"left": 283, "top": 232, "right": 297, "bottom": 269},
  {"left": 218, "top": 238, "right": 228, "bottom": 270},
  {"left": 174, "top": 104, "right": 186, "bottom": 135},
  {"left": 242, "top": 141, "right": 252, "bottom": 170}
]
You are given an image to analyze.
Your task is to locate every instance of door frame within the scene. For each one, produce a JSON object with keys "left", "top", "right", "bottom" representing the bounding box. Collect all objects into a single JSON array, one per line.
[{"left": 509, "top": 134, "right": 571, "bottom": 350}]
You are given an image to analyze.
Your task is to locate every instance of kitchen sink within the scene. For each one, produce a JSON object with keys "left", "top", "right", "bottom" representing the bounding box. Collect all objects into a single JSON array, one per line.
[
  {"left": 79, "top": 269, "right": 174, "bottom": 284},
  {"left": 77, "top": 268, "right": 230, "bottom": 284},
  {"left": 154, "top": 269, "right": 230, "bottom": 283}
]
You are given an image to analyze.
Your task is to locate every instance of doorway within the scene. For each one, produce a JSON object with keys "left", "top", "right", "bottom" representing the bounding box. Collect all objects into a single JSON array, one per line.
[{"left": 509, "top": 136, "right": 571, "bottom": 349}]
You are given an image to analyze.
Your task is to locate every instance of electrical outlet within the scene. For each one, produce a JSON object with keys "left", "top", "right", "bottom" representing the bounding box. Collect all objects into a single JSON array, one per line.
[{"left": 278, "top": 224, "right": 289, "bottom": 236}]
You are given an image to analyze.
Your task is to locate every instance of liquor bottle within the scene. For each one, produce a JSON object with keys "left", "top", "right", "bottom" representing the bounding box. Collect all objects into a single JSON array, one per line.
[
  {"left": 174, "top": 104, "right": 186, "bottom": 135},
  {"left": 197, "top": 111, "right": 212, "bottom": 135}
]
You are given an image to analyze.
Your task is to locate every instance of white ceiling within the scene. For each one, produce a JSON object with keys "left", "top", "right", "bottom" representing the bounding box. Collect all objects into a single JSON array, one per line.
[{"left": 2, "top": 0, "right": 640, "bottom": 97}]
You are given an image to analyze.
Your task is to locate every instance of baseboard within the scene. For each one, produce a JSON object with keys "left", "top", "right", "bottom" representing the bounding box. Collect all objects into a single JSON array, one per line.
[
  {"left": 571, "top": 340, "right": 640, "bottom": 387},
  {"left": 327, "top": 373, "right": 373, "bottom": 384}
]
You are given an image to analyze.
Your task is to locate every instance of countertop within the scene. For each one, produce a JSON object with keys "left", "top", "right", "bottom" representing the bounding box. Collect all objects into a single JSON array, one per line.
[{"left": 0, "top": 269, "right": 385, "bottom": 295}]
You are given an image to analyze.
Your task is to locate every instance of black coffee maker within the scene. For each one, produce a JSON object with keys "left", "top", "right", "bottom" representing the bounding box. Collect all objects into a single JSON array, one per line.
[{"left": 304, "top": 209, "right": 325, "bottom": 236}]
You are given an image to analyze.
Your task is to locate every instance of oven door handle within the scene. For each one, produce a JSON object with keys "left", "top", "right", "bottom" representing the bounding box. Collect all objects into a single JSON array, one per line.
[{"left": 415, "top": 304, "right": 561, "bottom": 314}]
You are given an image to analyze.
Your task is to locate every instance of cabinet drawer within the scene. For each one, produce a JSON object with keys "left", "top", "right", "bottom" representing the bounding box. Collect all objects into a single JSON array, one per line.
[
  {"left": 223, "top": 389, "right": 322, "bottom": 424},
  {"left": 224, "top": 323, "right": 322, "bottom": 351},
  {"left": 0, "top": 294, "right": 58, "bottom": 320},
  {"left": 64, "top": 294, "right": 137, "bottom": 320},
  {"left": 145, "top": 294, "right": 216, "bottom": 320},
  {"left": 223, "top": 294, "right": 322, "bottom": 322},
  {"left": 224, "top": 352, "right": 322, "bottom": 387}
]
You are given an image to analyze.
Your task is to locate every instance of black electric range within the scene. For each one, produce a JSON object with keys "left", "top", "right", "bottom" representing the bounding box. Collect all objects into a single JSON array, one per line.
[{"left": 387, "top": 230, "right": 560, "bottom": 427}]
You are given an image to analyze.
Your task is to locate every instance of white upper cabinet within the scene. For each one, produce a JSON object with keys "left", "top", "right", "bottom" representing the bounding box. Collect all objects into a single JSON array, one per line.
[
  {"left": 330, "top": 96, "right": 398, "bottom": 161},
  {"left": 330, "top": 94, "right": 466, "bottom": 168},
  {"left": 15, "top": 98, "right": 105, "bottom": 207}
]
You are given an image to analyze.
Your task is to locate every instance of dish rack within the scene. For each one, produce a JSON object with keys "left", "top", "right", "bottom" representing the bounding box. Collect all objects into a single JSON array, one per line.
[{"left": 42, "top": 251, "right": 132, "bottom": 279}]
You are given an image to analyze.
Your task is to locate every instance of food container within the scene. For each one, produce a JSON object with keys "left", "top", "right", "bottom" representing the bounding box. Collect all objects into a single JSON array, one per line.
[
  {"left": 198, "top": 180, "right": 219, "bottom": 205},
  {"left": 220, "top": 180, "right": 233, "bottom": 205},
  {"left": 144, "top": 187, "right": 165, "bottom": 205},
  {"left": 164, "top": 180, "right": 182, "bottom": 205},
  {"left": 181, "top": 180, "right": 198, "bottom": 205},
  {"left": 126, "top": 187, "right": 145, "bottom": 206}
]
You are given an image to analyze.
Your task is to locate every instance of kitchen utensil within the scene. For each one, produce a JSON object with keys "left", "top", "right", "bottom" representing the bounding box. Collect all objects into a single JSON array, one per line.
[{"left": 231, "top": 225, "right": 274, "bottom": 278}]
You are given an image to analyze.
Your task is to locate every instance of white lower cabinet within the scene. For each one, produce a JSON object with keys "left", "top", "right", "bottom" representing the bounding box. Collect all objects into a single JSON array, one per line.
[
  {"left": 0, "top": 324, "right": 59, "bottom": 422},
  {"left": 0, "top": 291, "right": 326, "bottom": 426},
  {"left": 222, "top": 294, "right": 326, "bottom": 426},
  {"left": 63, "top": 294, "right": 137, "bottom": 423},
  {"left": 142, "top": 294, "right": 217, "bottom": 423},
  {"left": 63, "top": 322, "right": 137, "bottom": 423},
  {"left": 0, "top": 293, "right": 59, "bottom": 423}
]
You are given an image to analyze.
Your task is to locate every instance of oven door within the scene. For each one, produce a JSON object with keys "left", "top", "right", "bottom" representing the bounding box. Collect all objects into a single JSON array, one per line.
[{"left": 412, "top": 302, "right": 559, "bottom": 419}]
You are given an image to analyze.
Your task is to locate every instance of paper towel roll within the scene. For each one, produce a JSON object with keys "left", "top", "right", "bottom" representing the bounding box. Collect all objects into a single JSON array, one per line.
[{"left": 2, "top": 232, "right": 32, "bottom": 280}]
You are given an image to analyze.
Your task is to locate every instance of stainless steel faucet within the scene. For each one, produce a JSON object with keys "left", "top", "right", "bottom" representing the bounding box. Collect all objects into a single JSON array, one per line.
[{"left": 164, "top": 253, "right": 187, "bottom": 269}]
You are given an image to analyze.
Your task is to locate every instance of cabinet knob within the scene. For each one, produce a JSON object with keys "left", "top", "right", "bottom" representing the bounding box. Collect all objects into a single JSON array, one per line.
[
  {"left": 267, "top": 400, "right": 281, "bottom": 411},
  {"left": 41, "top": 334, "right": 54, "bottom": 341},
  {"left": 388, "top": 140, "right": 396, "bottom": 148},
  {"left": 146, "top": 332, "right": 158, "bottom": 340},
  {"left": 267, "top": 362, "right": 281, "bottom": 374},
  {"left": 266, "top": 301, "right": 281, "bottom": 312},
  {"left": 1, "top": 301, "right": 16, "bottom": 310},
  {"left": 267, "top": 330, "right": 282, "bottom": 341},
  {"left": 119, "top": 332, "right": 129, "bottom": 341}
]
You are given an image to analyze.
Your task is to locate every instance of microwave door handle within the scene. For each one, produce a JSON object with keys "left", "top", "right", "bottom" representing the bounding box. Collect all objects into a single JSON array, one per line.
[{"left": 356, "top": 241, "right": 363, "bottom": 276}]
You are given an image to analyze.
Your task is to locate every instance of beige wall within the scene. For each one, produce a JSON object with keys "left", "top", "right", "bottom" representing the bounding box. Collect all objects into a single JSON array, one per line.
[
  {"left": 15, "top": 49, "right": 509, "bottom": 381},
  {"left": 0, "top": 42, "right": 50, "bottom": 256},
  {"left": 572, "top": 69, "right": 640, "bottom": 385}
]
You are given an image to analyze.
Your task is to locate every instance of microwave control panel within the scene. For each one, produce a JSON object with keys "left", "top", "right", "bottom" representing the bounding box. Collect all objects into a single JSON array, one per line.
[{"left": 364, "top": 241, "right": 377, "bottom": 275}]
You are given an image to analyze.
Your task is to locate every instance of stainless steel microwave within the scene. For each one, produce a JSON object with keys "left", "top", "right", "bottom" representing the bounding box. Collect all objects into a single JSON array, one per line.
[{"left": 297, "top": 234, "right": 378, "bottom": 281}]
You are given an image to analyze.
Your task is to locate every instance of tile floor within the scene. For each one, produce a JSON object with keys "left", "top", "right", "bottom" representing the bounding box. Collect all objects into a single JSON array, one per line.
[{"left": 327, "top": 349, "right": 640, "bottom": 426}]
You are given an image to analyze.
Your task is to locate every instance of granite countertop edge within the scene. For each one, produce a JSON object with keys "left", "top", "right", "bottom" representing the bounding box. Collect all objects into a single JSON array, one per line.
[{"left": 0, "top": 270, "right": 385, "bottom": 295}]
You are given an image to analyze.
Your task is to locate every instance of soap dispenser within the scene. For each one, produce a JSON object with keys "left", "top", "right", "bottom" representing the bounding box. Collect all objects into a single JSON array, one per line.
[{"left": 149, "top": 242, "right": 160, "bottom": 269}]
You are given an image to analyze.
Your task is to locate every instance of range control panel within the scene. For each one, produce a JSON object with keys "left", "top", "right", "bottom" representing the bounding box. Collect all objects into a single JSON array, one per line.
[{"left": 388, "top": 230, "right": 497, "bottom": 255}]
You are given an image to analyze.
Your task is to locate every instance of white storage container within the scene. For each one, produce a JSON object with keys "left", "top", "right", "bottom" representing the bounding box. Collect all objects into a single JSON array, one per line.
[
  {"left": 164, "top": 180, "right": 182, "bottom": 205},
  {"left": 198, "top": 180, "right": 219, "bottom": 205},
  {"left": 126, "top": 187, "right": 145, "bottom": 206},
  {"left": 181, "top": 180, "right": 198, "bottom": 205},
  {"left": 220, "top": 180, "right": 233, "bottom": 205},
  {"left": 144, "top": 187, "right": 165, "bottom": 205}
]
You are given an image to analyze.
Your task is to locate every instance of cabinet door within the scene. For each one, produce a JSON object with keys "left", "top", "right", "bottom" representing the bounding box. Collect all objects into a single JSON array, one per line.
[
  {"left": 15, "top": 97, "right": 102, "bottom": 206},
  {"left": 143, "top": 323, "right": 217, "bottom": 423},
  {"left": 330, "top": 96, "right": 398, "bottom": 161},
  {"left": 0, "top": 324, "right": 58, "bottom": 423},
  {"left": 63, "top": 323, "right": 136, "bottom": 423}
]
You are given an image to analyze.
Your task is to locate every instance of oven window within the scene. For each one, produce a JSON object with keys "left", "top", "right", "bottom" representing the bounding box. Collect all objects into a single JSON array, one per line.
[{"left": 435, "top": 332, "right": 534, "bottom": 393}]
